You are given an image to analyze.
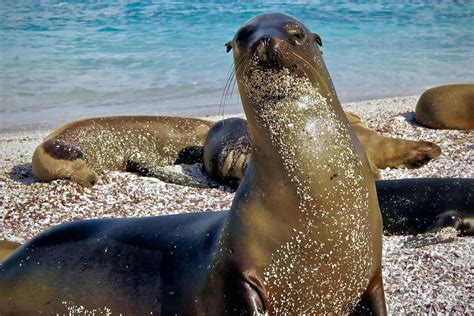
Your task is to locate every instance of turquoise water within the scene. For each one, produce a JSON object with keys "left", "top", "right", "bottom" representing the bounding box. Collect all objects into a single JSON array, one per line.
[{"left": 1, "top": 1, "right": 473, "bottom": 125}]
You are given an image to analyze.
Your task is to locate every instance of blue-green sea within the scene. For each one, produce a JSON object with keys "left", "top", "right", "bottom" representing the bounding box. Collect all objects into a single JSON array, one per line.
[{"left": 1, "top": 1, "right": 473, "bottom": 126}]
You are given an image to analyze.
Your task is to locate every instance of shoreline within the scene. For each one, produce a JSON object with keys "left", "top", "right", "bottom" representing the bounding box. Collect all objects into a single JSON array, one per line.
[
  {"left": 1, "top": 95, "right": 473, "bottom": 313},
  {"left": 0, "top": 92, "right": 439, "bottom": 132}
]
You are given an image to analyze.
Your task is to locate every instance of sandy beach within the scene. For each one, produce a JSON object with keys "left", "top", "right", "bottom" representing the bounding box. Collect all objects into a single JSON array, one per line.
[{"left": 1, "top": 95, "right": 473, "bottom": 314}]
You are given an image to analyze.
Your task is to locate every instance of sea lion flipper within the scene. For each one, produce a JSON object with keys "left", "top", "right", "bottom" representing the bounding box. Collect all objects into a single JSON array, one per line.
[
  {"left": 351, "top": 272, "right": 387, "bottom": 316},
  {"left": 126, "top": 160, "right": 208, "bottom": 188},
  {"left": 347, "top": 112, "right": 441, "bottom": 169}
]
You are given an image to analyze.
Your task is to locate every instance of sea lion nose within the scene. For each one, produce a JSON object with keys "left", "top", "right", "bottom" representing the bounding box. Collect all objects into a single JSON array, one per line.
[
  {"left": 253, "top": 33, "right": 282, "bottom": 64},
  {"left": 255, "top": 36, "right": 274, "bottom": 58}
]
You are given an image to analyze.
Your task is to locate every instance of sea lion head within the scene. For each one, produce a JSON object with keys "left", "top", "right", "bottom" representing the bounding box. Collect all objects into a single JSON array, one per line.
[
  {"left": 227, "top": 13, "right": 342, "bottom": 150},
  {"left": 227, "top": 13, "right": 335, "bottom": 103}
]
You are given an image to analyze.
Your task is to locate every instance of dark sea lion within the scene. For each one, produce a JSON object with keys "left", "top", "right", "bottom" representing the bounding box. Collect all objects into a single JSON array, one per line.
[
  {"left": 203, "top": 117, "right": 251, "bottom": 187},
  {"left": 204, "top": 113, "right": 441, "bottom": 187},
  {"left": 32, "top": 116, "right": 213, "bottom": 187},
  {"left": 376, "top": 178, "right": 474, "bottom": 236},
  {"left": 0, "top": 13, "right": 387, "bottom": 314},
  {"left": 415, "top": 84, "right": 474, "bottom": 130}
]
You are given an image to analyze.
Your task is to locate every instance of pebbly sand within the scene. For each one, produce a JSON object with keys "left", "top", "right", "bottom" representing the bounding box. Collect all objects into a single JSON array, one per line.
[{"left": 1, "top": 96, "right": 473, "bottom": 314}]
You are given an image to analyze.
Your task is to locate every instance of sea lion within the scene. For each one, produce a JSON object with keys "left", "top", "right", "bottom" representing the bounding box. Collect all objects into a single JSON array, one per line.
[
  {"left": 415, "top": 84, "right": 474, "bottom": 130},
  {"left": 32, "top": 116, "right": 213, "bottom": 187},
  {"left": 376, "top": 178, "right": 474, "bottom": 236},
  {"left": 0, "top": 13, "right": 387, "bottom": 314},
  {"left": 0, "top": 240, "right": 21, "bottom": 263},
  {"left": 203, "top": 117, "right": 251, "bottom": 187},
  {"left": 204, "top": 113, "right": 440, "bottom": 187}
]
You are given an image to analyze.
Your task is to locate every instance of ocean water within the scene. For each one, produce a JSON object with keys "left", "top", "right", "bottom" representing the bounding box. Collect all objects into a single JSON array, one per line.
[{"left": 0, "top": 1, "right": 473, "bottom": 126}]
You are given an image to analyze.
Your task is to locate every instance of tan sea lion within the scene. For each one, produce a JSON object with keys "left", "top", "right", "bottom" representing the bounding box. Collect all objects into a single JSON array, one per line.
[
  {"left": 415, "top": 84, "right": 474, "bottom": 130},
  {"left": 32, "top": 116, "right": 213, "bottom": 187},
  {"left": 0, "top": 240, "right": 21, "bottom": 263},
  {"left": 0, "top": 13, "right": 387, "bottom": 314},
  {"left": 204, "top": 113, "right": 441, "bottom": 187}
]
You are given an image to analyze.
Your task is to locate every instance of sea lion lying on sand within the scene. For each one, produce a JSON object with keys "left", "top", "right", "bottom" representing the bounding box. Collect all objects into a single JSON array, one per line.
[
  {"left": 32, "top": 110, "right": 440, "bottom": 188},
  {"left": 204, "top": 114, "right": 441, "bottom": 187},
  {"left": 1, "top": 13, "right": 388, "bottom": 314},
  {"left": 32, "top": 116, "right": 213, "bottom": 187},
  {"left": 415, "top": 84, "right": 474, "bottom": 130},
  {"left": 376, "top": 178, "right": 473, "bottom": 236}
]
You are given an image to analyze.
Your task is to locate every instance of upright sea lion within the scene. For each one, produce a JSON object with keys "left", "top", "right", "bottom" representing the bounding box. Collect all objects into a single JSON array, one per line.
[
  {"left": 415, "top": 84, "right": 474, "bottom": 130},
  {"left": 0, "top": 13, "right": 387, "bottom": 314},
  {"left": 204, "top": 113, "right": 441, "bottom": 187},
  {"left": 32, "top": 116, "right": 213, "bottom": 187}
]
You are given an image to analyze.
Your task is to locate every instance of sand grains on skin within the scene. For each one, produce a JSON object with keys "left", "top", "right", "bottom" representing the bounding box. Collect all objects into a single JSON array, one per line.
[
  {"left": 243, "top": 64, "right": 373, "bottom": 313},
  {"left": 0, "top": 96, "right": 472, "bottom": 313}
]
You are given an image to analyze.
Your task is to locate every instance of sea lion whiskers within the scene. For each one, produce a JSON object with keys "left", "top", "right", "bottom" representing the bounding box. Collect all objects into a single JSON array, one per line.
[
  {"left": 289, "top": 50, "right": 331, "bottom": 97},
  {"left": 219, "top": 52, "right": 251, "bottom": 116},
  {"left": 219, "top": 64, "right": 236, "bottom": 116}
]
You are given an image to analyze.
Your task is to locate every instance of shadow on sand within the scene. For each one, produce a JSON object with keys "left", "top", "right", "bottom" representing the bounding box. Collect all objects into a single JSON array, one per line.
[{"left": 9, "top": 163, "right": 38, "bottom": 185}]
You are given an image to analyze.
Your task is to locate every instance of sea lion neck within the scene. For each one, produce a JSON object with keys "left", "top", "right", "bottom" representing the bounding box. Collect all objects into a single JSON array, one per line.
[{"left": 224, "top": 65, "right": 368, "bottom": 247}]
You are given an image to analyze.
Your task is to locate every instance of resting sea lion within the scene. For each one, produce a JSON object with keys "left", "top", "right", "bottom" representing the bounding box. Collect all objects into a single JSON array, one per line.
[
  {"left": 0, "top": 13, "right": 387, "bottom": 314},
  {"left": 32, "top": 116, "right": 213, "bottom": 187},
  {"left": 376, "top": 178, "right": 474, "bottom": 236},
  {"left": 415, "top": 84, "right": 474, "bottom": 130},
  {"left": 204, "top": 114, "right": 441, "bottom": 187}
]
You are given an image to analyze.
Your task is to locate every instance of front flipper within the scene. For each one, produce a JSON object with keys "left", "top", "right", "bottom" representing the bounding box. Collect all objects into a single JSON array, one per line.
[
  {"left": 351, "top": 271, "right": 387, "bottom": 315},
  {"left": 126, "top": 160, "right": 209, "bottom": 188}
]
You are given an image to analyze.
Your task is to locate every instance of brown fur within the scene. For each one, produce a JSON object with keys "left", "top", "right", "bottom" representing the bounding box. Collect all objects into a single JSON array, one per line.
[
  {"left": 32, "top": 116, "right": 213, "bottom": 186},
  {"left": 0, "top": 240, "right": 21, "bottom": 263},
  {"left": 346, "top": 112, "right": 441, "bottom": 169},
  {"left": 415, "top": 84, "right": 474, "bottom": 130}
]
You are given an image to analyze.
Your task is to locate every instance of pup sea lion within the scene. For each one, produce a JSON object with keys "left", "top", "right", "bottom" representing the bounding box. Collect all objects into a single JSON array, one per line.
[
  {"left": 0, "top": 13, "right": 387, "bottom": 314},
  {"left": 204, "top": 114, "right": 441, "bottom": 187},
  {"left": 32, "top": 116, "right": 213, "bottom": 187},
  {"left": 415, "top": 84, "right": 474, "bottom": 130}
]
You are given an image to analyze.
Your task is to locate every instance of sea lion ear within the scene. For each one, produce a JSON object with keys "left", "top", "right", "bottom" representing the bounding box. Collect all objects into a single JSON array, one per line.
[
  {"left": 225, "top": 41, "right": 233, "bottom": 53},
  {"left": 313, "top": 33, "right": 322, "bottom": 46}
]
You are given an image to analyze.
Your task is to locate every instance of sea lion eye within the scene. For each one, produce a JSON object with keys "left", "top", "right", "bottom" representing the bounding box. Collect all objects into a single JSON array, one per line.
[{"left": 313, "top": 33, "right": 322, "bottom": 46}]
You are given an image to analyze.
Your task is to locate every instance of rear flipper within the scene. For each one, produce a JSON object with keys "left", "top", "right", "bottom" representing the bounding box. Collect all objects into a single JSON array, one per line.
[
  {"left": 382, "top": 139, "right": 441, "bottom": 169},
  {"left": 346, "top": 111, "right": 441, "bottom": 169},
  {"left": 126, "top": 160, "right": 209, "bottom": 188},
  {"left": 428, "top": 210, "right": 474, "bottom": 236},
  {"left": 351, "top": 271, "right": 387, "bottom": 316},
  {"left": 32, "top": 138, "right": 97, "bottom": 187}
]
